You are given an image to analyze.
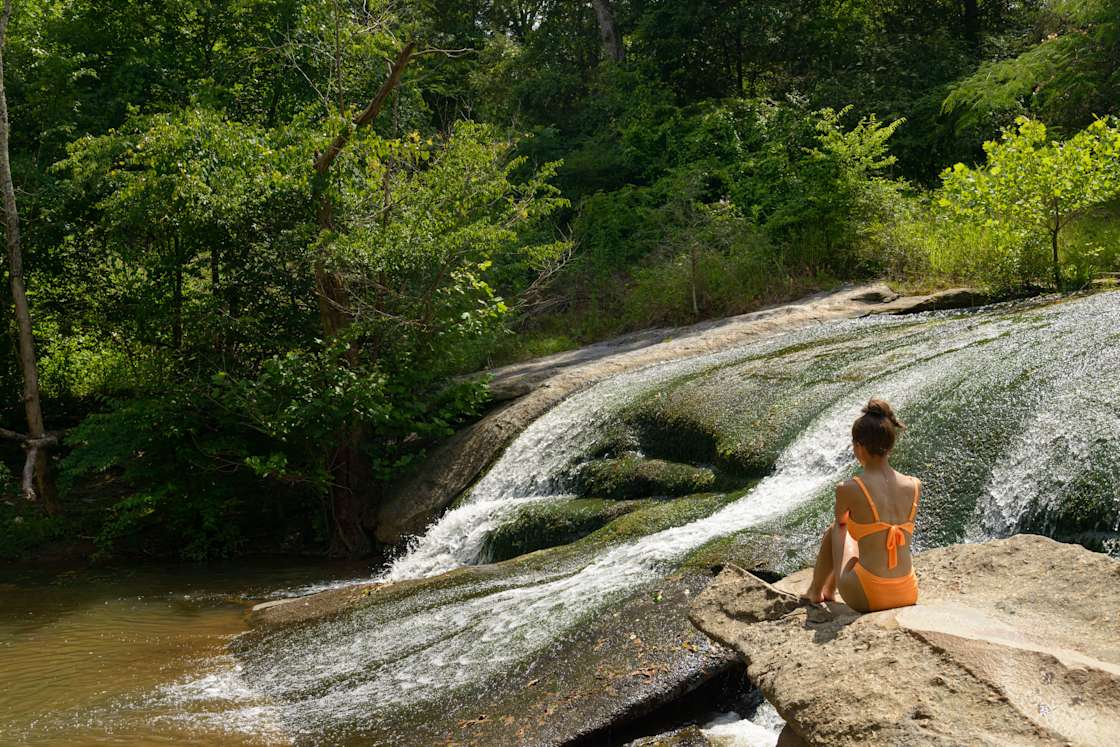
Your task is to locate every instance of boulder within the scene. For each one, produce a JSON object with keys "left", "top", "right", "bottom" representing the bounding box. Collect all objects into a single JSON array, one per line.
[
  {"left": 428, "top": 571, "right": 738, "bottom": 747},
  {"left": 870, "top": 287, "right": 992, "bottom": 315},
  {"left": 375, "top": 283, "right": 980, "bottom": 545},
  {"left": 689, "top": 534, "right": 1120, "bottom": 746}
]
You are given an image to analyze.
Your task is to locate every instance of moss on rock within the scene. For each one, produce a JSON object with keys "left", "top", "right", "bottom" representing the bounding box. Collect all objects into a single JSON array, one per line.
[
  {"left": 618, "top": 327, "right": 914, "bottom": 476},
  {"left": 587, "top": 492, "right": 741, "bottom": 545},
  {"left": 481, "top": 498, "right": 652, "bottom": 562},
  {"left": 579, "top": 456, "right": 726, "bottom": 499}
]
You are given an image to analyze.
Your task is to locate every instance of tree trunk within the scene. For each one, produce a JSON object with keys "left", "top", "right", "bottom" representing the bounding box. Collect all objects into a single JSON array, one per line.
[
  {"left": 734, "top": 24, "right": 744, "bottom": 95},
  {"left": 210, "top": 245, "right": 220, "bottom": 294},
  {"left": 312, "top": 42, "right": 415, "bottom": 558},
  {"left": 172, "top": 238, "right": 183, "bottom": 349},
  {"left": 690, "top": 241, "right": 700, "bottom": 318},
  {"left": 591, "top": 0, "right": 624, "bottom": 63},
  {"left": 961, "top": 0, "right": 980, "bottom": 52},
  {"left": 0, "top": 0, "right": 59, "bottom": 514},
  {"left": 1051, "top": 226, "right": 1062, "bottom": 291},
  {"left": 325, "top": 425, "right": 375, "bottom": 558}
]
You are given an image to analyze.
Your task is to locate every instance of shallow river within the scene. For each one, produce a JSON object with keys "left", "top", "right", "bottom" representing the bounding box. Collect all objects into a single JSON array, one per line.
[{"left": 0, "top": 562, "right": 369, "bottom": 745}]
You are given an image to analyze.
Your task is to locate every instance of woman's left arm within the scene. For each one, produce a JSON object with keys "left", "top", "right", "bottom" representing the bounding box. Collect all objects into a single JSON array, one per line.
[{"left": 834, "top": 483, "right": 852, "bottom": 529}]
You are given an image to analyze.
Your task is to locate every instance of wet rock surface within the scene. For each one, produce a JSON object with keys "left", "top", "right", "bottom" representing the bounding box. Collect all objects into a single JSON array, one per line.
[
  {"left": 689, "top": 534, "right": 1120, "bottom": 747},
  {"left": 480, "top": 498, "right": 652, "bottom": 562},
  {"left": 239, "top": 491, "right": 757, "bottom": 746},
  {"left": 241, "top": 568, "right": 739, "bottom": 746},
  {"left": 579, "top": 457, "right": 726, "bottom": 500},
  {"left": 430, "top": 571, "right": 737, "bottom": 747}
]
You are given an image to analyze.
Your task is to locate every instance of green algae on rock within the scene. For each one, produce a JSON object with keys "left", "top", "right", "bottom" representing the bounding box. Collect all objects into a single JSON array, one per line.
[
  {"left": 578, "top": 457, "right": 726, "bottom": 499},
  {"left": 481, "top": 498, "right": 652, "bottom": 562}
]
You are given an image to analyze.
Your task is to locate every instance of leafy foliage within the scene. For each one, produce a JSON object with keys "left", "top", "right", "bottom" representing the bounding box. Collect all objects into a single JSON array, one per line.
[
  {"left": 944, "top": 0, "right": 1120, "bottom": 134},
  {"left": 4, "top": 0, "right": 1120, "bottom": 560},
  {"left": 44, "top": 111, "right": 564, "bottom": 557},
  {"left": 939, "top": 117, "right": 1120, "bottom": 287}
]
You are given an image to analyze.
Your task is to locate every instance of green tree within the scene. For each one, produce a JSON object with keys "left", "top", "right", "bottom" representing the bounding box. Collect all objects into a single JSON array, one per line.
[
  {"left": 54, "top": 111, "right": 568, "bottom": 558},
  {"left": 53, "top": 108, "right": 315, "bottom": 359},
  {"left": 944, "top": 0, "right": 1120, "bottom": 135},
  {"left": 939, "top": 116, "right": 1120, "bottom": 289},
  {"left": 733, "top": 105, "right": 905, "bottom": 273},
  {"left": 1, "top": 0, "right": 58, "bottom": 513}
]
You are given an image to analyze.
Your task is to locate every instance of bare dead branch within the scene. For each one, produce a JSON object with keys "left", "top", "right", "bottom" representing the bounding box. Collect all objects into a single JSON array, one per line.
[
  {"left": 414, "top": 46, "right": 476, "bottom": 58},
  {"left": 512, "top": 234, "right": 578, "bottom": 318},
  {"left": 0, "top": 426, "right": 60, "bottom": 446}
]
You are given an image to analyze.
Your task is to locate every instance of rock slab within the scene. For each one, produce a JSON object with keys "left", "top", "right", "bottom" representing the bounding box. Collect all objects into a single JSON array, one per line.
[
  {"left": 376, "top": 284, "right": 986, "bottom": 544},
  {"left": 689, "top": 534, "right": 1120, "bottom": 746}
]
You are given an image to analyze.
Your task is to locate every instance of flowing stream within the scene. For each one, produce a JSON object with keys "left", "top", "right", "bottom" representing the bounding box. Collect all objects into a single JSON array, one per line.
[{"left": 4, "top": 291, "right": 1119, "bottom": 745}]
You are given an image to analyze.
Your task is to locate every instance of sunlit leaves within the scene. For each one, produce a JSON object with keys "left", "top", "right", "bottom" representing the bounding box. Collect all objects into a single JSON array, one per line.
[
  {"left": 938, "top": 116, "right": 1120, "bottom": 287},
  {"left": 319, "top": 120, "right": 569, "bottom": 367}
]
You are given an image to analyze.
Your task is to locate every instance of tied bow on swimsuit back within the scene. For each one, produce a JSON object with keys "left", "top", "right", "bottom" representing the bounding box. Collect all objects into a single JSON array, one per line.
[{"left": 846, "top": 475, "right": 918, "bottom": 569}]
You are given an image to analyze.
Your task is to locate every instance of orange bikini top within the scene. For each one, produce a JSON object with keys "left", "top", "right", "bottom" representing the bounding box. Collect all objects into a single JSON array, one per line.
[{"left": 846, "top": 475, "right": 919, "bottom": 570}]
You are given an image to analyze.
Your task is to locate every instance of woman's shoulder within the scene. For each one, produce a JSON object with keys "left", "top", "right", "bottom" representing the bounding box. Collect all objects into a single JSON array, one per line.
[
  {"left": 834, "top": 477, "right": 865, "bottom": 509},
  {"left": 897, "top": 472, "right": 921, "bottom": 492}
]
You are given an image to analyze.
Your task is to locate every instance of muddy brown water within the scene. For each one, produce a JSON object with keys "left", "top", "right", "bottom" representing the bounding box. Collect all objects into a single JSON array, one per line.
[{"left": 0, "top": 561, "right": 370, "bottom": 745}]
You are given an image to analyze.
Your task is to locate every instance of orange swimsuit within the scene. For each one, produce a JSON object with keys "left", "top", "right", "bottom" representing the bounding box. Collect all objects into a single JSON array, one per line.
[{"left": 845, "top": 475, "right": 919, "bottom": 611}]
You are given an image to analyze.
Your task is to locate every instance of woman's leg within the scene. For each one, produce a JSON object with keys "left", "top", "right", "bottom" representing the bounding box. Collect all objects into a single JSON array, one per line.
[
  {"left": 805, "top": 523, "right": 837, "bottom": 602},
  {"left": 834, "top": 528, "right": 869, "bottom": 611},
  {"left": 837, "top": 562, "right": 870, "bottom": 613}
]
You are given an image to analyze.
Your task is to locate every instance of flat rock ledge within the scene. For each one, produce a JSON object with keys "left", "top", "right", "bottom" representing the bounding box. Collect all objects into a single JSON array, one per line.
[{"left": 688, "top": 534, "right": 1120, "bottom": 747}]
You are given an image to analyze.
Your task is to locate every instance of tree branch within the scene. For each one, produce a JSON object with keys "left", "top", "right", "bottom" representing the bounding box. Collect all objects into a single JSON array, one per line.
[
  {"left": 313, "top": 42, "right": 416, "bottom": 174},
  {"left": 0, "top": 427, "right": 61, "bottom": 446}
]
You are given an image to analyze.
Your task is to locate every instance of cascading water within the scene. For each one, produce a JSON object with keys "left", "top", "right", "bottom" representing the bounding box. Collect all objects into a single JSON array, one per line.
[
  {"left": 382, "top": 321, "right": 894, "bottom": 581},
  {"left": 968, "top": 340, "right": 1120, "bottom": 545},
  {"left": 22, "top": 291, "right": 1120, "bottom": 744}
]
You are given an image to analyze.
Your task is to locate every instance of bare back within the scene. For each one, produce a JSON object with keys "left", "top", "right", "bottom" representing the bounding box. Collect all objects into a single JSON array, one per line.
[{"left": 837, "top": 469, "right": 920, "bottom": 578}]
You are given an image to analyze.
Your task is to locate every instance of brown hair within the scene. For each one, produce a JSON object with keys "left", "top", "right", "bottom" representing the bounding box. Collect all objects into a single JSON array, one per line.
[{"left": 852, "top": 399, "right": 905, "bottom": 456}]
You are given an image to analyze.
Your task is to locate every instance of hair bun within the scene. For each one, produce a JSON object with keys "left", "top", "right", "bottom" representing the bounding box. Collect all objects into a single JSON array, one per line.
[{"left": 863, "top": 398, "right": 904, "bottom": 429}]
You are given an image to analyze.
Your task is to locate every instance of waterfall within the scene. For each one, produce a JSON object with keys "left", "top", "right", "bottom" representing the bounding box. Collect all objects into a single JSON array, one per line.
[
  {"left": 382, "top": 324, "right": 852, "bottom": 581},
  {"left": 384, "top": 307, "right": 1011, "bottom": 582},
  {"left": 177, "top": 308, "right": 1018, "bottom": 733},
  {"left": 969, "top": 327, "right": 1120, "bottom": 541}
]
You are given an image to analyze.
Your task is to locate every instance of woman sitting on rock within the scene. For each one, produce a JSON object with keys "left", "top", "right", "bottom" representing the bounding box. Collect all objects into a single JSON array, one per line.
[{"left": 804, "top": 399, "right": 919, "bottom": 612}]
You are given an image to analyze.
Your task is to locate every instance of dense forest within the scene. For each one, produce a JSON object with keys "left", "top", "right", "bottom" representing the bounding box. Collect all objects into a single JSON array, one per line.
[{"left": 2, "top": 0, "right": 1119, "bottom": 562}]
